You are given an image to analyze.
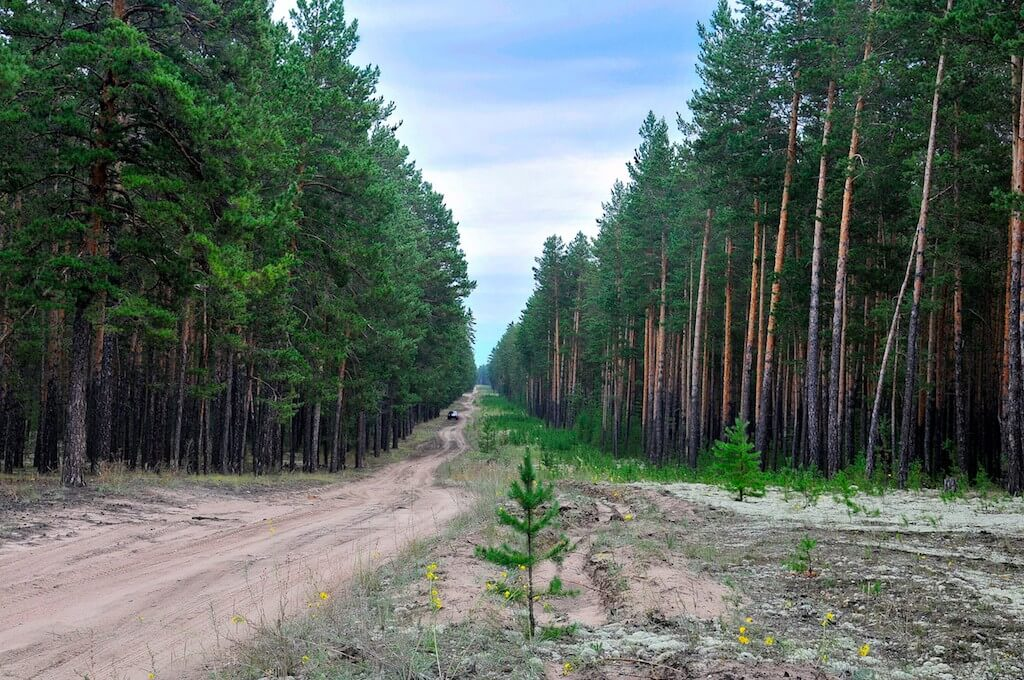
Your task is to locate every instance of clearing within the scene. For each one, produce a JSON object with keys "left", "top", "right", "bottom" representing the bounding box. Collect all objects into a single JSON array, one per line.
[{"left": 0, "top": 393, "right": 477, "bottom": 680}]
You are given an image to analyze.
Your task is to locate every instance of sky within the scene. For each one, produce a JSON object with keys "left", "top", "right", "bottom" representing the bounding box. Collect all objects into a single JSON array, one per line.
[{"left": 272, "top": 0, "right": 719, "bottom": 365}]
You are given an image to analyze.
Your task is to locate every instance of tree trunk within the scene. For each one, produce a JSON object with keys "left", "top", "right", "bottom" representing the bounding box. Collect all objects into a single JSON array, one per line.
[
  {"left": 805, "top": 79, "right": 836, "bottom": 470},
  {"left": 739, "top": 199, "right": 762, "bottom": 426},
  {"left": 688, "top": 209, "right": 713, "bottom": 466},
  {"left": 652, "top": 229, "right": 668, "bottom": 463},
  {"left": 722, "top": 235, "right": 734, "bottom": 427},
  {"left": 827, "top": 2, "right": 877, "bottom": 475},
  {"left": 220, "top": 351, "right": 233, "bottom": 474},
  {"left": 898, "top": 7, "right": 950, "bottom": 488},
  {"left": 63, "top": 306, "right": 90, "bottom": 487},
  {"left": 756, "top": 81, "right": 802, "bottom": 456},
  {"left": 1007, "top": 52, "right": 1024, "bottom": 494}
]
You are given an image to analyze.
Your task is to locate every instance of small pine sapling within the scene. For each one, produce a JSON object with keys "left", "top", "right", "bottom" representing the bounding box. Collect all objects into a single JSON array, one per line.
[
  {"left": 784, "top": 536, "right": 819, "bottom": 577},
  {"left": 475, "top": 449, "right": 571, "bottom": 638},
  {"left": 711, "top": 420, "right": 765, "bottom": 501}
]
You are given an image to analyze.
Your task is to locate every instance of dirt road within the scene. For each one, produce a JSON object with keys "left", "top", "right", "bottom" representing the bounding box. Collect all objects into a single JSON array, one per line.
[{"left": 0, "top": 392, "right": 476, "bottom": 680}]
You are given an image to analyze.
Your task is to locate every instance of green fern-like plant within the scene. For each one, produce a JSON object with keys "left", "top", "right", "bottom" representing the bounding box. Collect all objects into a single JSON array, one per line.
[{"left": 475, "top": 449, "right": 571, "bottom": 637}]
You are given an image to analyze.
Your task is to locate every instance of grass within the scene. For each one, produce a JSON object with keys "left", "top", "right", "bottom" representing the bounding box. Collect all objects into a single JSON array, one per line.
[{"left": 478, "top": 394, "right": 1008, "bottom": 501}]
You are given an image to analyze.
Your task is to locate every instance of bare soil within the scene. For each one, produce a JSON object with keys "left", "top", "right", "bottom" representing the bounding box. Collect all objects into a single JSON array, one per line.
[
  {"left": 0, "top": 393, "right": 476, "bottom": 680},
  {"left": 402, "top": 477, "right": 1022, "bottom": 680}
]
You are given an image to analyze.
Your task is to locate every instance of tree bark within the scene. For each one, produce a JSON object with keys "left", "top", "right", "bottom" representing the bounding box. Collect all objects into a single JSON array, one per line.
[
  {"left": 63, "top": 306, "right": 90, "bottom": 487},
  {"left": 805, "top": 79, "right": 836, "bottom": 470},
  {"left": 827, "top": 1, "right": 877, "bottom": 475},
  {"left": 756, "top": 81, "right": 802, "bottom": 456},
  {"left": 739, "top": 199, "right": 761, "bottom": 426},
  {"left": 722, "top": 235, "right": 734, "bottom": 427},
  {"left": 688, "top": 209, "right": 713, "bottom": 466},
  {"left": 898, "top": 4, "right": 951, "bottom": 488}
]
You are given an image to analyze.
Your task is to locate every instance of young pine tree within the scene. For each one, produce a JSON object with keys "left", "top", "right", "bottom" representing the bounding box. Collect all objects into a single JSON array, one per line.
[
  {"left": 711, "top": 420, "right": 765, "bottom": 501},
  {"left": 476, "top": 450, "right": 571, "bottom": 638}
]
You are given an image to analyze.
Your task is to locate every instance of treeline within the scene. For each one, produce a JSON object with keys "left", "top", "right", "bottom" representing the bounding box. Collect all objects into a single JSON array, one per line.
[
  {"left": 0, "top": 0, "right": 475, "bottom": 486},
  {"left": 487, "top": 0, "right": 1024, "bottom": 492}
]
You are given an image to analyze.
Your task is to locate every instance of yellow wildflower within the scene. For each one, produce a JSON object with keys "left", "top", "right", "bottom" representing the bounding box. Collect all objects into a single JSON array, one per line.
[
  {"left": 301, "top": 655, "right": 310, "bottom": 664},
  {"left": 503, "top": 590, "right": 512, "bottom": 599},
  {"left": 822, "top": 611, "right": 835, "bottom": 626},
  {"left": 764, "top": 636, "right": 775, "bottom": 646},
  {"left": 738, "top": 635, "right": 750, "bottom": 645},
  {"left": 230, "top": 614, "right": 246, "bottom": 625},
  {"left": 147, "top": 674, "right": 155, "bottom": 680},
  {"left": 745, "top": 616, "right": 753, "bottom": 623},
  {"left": 623, "top": 513, "right": 634, "bottom": 521},
  {"left": 859, "top": 643, "right": 870, "bottom": 657},
  {"left": 533, "top": 595, "right": 541, "bottom": 601},
  {"left": 519, "top": 564, "right": 527, "bottom": 571},
  {"left": 319, "top": 591, "right": 330, "bottom": 601},
  {"left": 739, "top": 626, "right": 747, "bottom": 634},
  {"left": 500, "top": 571, "right": 508, "bottom": 579},
  {"left": 562, "top": 661, "right": 573, "bottom": 675}
]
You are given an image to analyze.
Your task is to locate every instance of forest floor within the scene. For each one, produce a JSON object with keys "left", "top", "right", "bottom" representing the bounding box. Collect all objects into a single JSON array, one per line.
[
  {"left": 0, "top": 392, "right": 478, "bottom": 680},
  {"left": 221, "top": 400, "right": 1024, "bottom": 680}
]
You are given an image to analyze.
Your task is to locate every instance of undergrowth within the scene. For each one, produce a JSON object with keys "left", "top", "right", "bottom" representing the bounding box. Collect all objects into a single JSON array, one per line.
[{"left": 478, "top": 394, "right": 999, "bottom": 499}]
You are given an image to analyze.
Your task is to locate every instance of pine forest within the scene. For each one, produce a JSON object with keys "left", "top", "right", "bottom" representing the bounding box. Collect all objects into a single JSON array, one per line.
[
  {"left": 487, "top": 0, "right": 1024, "bottom": 494},
  {"left": 0, "top": 0, "right": 476, "bottom": 486}
]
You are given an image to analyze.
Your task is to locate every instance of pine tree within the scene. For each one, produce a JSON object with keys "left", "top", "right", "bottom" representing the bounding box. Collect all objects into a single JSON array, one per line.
[{"left": 475, "top": 450, "right": 571, "bottom": 638}]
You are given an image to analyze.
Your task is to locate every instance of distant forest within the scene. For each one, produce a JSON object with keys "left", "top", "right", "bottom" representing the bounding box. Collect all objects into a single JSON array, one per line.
[
  {"left": 486, "top": 0, "right": 1024, "bottom": 493},
  {"left": 0, "top": 0, "right": 476, "bottom": 485}
]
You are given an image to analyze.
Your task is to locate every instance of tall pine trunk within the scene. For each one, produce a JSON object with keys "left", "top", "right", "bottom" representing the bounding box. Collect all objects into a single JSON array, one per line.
[
  {"left": 722, "top": 235, "right": 734, "bottom": 427},
  {"left": 827, "top": 1, "right": 877, "bottom": 475},
  {"left": 739, "top": 199, "right": 761, "bottom": 426},
  {"left": 688, "top": 209, "right": 713, "bottom": 466},
  {"left": 756, "top": 81, "right": 802, "bottom": 457},
  {"left": 805, "top": 79, "right": 836, "bottom": 470},
  {"left": 898, "top": 5, "right": 951, "bottom": 488},
  {"left": 63, "top": 306, "right": 90, "bottom": 487}
]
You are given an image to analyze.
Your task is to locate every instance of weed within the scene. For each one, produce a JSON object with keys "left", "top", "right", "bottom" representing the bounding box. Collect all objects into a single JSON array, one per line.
[
  {"left": 539, "top": 623, "right": 578, "bottom": 641},
  {"left": 784, "top": 536, "right": 819, "bottom": 577}
]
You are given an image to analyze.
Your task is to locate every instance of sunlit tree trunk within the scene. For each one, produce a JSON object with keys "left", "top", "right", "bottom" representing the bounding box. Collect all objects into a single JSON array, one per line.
[
  {"left": 739, "top": 199, "right": 761, "bottom": 427},
  {"left": 756, "top": 80, "right": 802, "bottom": 456}
]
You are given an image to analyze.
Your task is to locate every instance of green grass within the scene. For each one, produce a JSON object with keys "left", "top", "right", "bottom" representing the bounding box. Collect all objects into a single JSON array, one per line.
[{"left": 477, "top": 394, "right": 1003, "bottom": 500}]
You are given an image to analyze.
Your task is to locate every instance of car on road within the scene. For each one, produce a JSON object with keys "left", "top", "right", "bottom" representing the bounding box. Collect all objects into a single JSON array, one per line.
[{"left": 447, "top": 410, "right": 459, "bottom": 420}]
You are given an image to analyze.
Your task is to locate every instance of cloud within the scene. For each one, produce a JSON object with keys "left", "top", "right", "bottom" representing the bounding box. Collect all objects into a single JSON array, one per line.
[{"left": 271, "top": 0, "right": 716, "bottom": 363}]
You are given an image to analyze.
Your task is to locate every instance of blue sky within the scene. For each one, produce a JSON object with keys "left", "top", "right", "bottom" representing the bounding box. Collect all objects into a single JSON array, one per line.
[{"left": 273, "top": 0, "right": 719, "bottom": 364}]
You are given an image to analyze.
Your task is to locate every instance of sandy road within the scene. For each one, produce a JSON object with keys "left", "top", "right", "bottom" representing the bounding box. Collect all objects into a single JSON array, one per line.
[{"left": 0, "top": 392, "right": 476, "bottom": 680}]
